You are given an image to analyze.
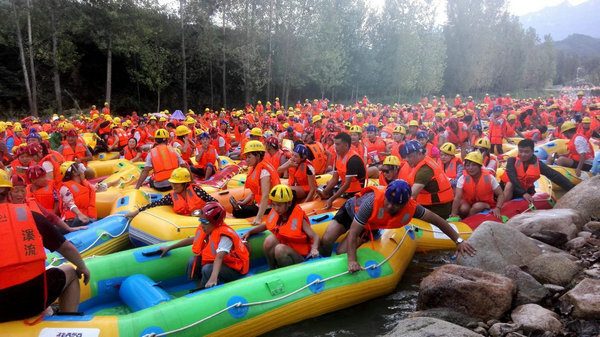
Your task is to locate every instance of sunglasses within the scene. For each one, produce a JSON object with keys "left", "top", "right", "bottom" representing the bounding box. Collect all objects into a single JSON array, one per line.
[
  {"left": 199, "top": 218, "right": 211, "bottom": 225},
  {"left": 381, "top": 169, "right": 391, "bottom": 174}
]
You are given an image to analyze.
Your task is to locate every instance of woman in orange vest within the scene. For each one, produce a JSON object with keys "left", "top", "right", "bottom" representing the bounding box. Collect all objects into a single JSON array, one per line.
[
  {"left": 125, "top": 168, "right": 216, "bottom": 219},
  {"left": 277, "top": 144, "right": 317, "bottom": 203},
  {"left": 58, "top": 161, "right": 97, "bottom": 228},
  {"left": 123, "top": 137, "right": 143, "bottom": 162},
  {"left": 192, "top": 132, "right": 219, "bottom": 180},
  {"left": 473, "top": 138, "right": 498, "bottom": 174},
  {"left": 9, "top": 146, "right": 33, "bottom": 183},
  {"left": 449, "top": 151, "right": 504, "bottom": 219},
  {"left": 242, "top": 185, "right": 319, "bottom": 269},
  {"left": 230, "top": 141, "right": 280, "bottom": 223},
  {"left": 156, "top": 202, "right": 249, "bottom": 289},
  {"left": 439, "top": 143, "right": 463, "bottom": 189},
  {"left": 172, "top": 125, "right": 194, "bottom": 164},
  {"left": 264, "top": 136, "right": 288, "bottom": 178},
  {"left": 377, "top": 155, "right": 403, "bottom": 186},
  {"left": 26, "top": 165, "right": 59, "bottom": 216},
  {"left": 547, "top": 121, "right": 594, "bottom": 177}
]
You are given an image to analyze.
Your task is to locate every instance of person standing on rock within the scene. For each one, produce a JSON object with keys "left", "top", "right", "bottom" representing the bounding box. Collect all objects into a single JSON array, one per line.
[
  {"left": 319, "top": 180, "right": 476, "bottom": 270},
  {"left": 501, "top": 139, "right": 575, "bottom": 202}
]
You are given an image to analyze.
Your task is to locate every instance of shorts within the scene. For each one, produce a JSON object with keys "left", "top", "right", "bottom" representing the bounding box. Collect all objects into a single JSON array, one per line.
[
  {"left": 566, "top": 159, "right": 593, "bottom": 171},
  {"left": 186, "top": 256, "right": 202, "bottom": 280},
  {"left": 0, "top": 268, "right": 66, "bottom": 322},
  {"left": 333, "top": 201, "right": 354, "bottom": 230}
]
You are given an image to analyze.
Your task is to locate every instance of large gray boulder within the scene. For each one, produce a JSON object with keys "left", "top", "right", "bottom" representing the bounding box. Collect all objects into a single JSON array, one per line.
[
  {"left": 526, "top": 252, "right": 580, "bottom": 286},
  {"left": 503, "top": 265, "right": 548, "bottom": 305},
  {"left": 407, "top": 307, "right": 478, "bottom": 328},
  {"left": 384, "top": 317, "right": 481, "bottom": 337},
  {"left": 555, "top": 175, "right": 600, "bottom": 221},
  {"left": 418, "top": 264, "right": 516, "bottom": 321},
  {"left": 510, "top": 304, "right": 562, "bottom": 334},
  {"left": 506, "top": 209, "right": 584, "bottom": 240},
  {"left": 456, "top": 221, "right": 542, "bottom": 273},
  {"left": 560, "top": 278, "right": 600, "bottom": 319}
]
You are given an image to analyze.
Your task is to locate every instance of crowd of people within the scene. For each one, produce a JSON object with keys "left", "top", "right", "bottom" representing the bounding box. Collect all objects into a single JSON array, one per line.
[{"left": 1, "top": 91, "right": 598, "bottom": 322}]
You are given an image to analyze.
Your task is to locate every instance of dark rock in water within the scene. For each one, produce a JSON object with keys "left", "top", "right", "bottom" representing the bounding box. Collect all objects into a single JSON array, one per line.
[
  {"left": 506, "top": 209, "right": 583, "bottom": 240},
  {"left": 488, "top": 322, "right": 522, "bottom": 337},
  {"left": 559, "top": 278, "right": 600, "bottom": 319},
  {"left": 565, "top": 319, "right": 600, "bottom": 337},
  {"left": 456, "top": 221, "right": 542, "bottom": 273},
  {"left": 530, "top": 230, "right": 568, "bottom": 248},
  {"left": 510, "top": 304, "right": 562, "bottom": 334},
  {"left": 407, "top": 307, "right": 478, "bottom": 328},
  {"left": 555, "top": 175, "right": 600, "bottom": 221},
  {"left": 503, "top": 265, "right": 548, "bottom": 305},
  {"left": 527, "top": 252, "right": 580, "bottom": 286},
  {"left": 384, "top": 317, "right": 481, "bottom": 337},
  {"left": 418, "top": 264, "right": 516, "bottom": 321}
]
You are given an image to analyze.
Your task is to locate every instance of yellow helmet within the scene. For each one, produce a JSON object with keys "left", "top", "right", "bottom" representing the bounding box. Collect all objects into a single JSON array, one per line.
[
  {"left": 582, "top": 117, "right": 591, "bottom": 124},
  {"left": 382, "top": 155, "right": 401, "bottom": 167},
  {"left": 356, "top": 113, "right": 364, "bottom": 118},
  {"left": 175, "top": 125, "right": 191, "bottom": 136},
  {"left": 243, "top": 140, "right": 266, "bottom": 154},
  {"left": 349, "top": 125, "right": 362, "bottom": 133},
  {"left": 92, "top": 113, "right": 99, "bottom": 119},
  {"left": 0, "top": 169, "right": 12, "bottom": 188},
  {"left": 440, "top": 142, "right": 456, "bottom": 155},
  {"left": 312, "top": 115, "right": 322, "bottom": 123},
  {"left": 154, "top": 129, "right": 170, "bottom": 139},
  {"left": 456, "top": 111, "right": 464, "bottom": 118},
  {"left": 250, "top": 127, "right": 263, "bottom": 137},
  {"left": 38, "top": 131, "right": 49, "bottom": 140},
  {"left": 185, "top": 117, "right": 196, "bottom": 125},
  {"left": 507, "top": 114, "right": 516, "bottom": 121},
  {"left": 168, "top": 167, "right": 191, "bottom": 184},
  {"left": 59, "top": 161, "right": 76, "bottom": 177},
  {"left": 149, "top": 116, "right": 157, "bottom": 121},
  {"left": 408, "top": 120, "right": 419, "bottom": 127},
  {"left": 0, "top": 126, "right": 5, "bottom": 133},
  {"left": 393, "top": 126, "right": 406, "bottom": 134},
  {"left": 113, "top": 117, "right": 121, "bottom": 123},
  {"left": 269, "top": 184, "right": 293, "bottom": 203},
  {"left": 159, "top": 117, "right": 167, "bottom": 122},
  {"left": 577, "top": 91, "right": 584, "bottom": 96},
  {"left": 560, "top": 121, "right": 576, "bottom": 133},
  {"left": 344, "top": 122, "right": 352, "bottom": 128},
  {"left": 474, "top": 138, "right": 491, "bottom": 150},
  {"left": 13, "top": 125, "right": 23, "bottom": 132},
  {"left": 464, "top": 151, "right": 483, "bottom": 166}
]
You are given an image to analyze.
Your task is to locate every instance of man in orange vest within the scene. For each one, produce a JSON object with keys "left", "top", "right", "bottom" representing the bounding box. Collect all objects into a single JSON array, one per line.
[
  {"left": 546, "top": 121, "right": 594, "bottom": 177},
  {"left": 318, "top": 132, "right": 366, "bottom": 209},
  {"left": 449, "top": 151, "right": 504, "bottom": 219},
  {"left": 58, "top": 129, "right": 92, "bottom": 165},
  {"left": 320, "top": 180, "right": 475, "bottom": 270},
  {"left": 502, "top": 139, "right": 574, "bottom": 202},
  {"left": 156, "top": 202, "right": 249, "bottom": 289},
  {"left": 135, "top": 129, "right": 187, "bottom": 192},
  {"left": 0, "top": 169, "right": 90, "bottom": 322}
]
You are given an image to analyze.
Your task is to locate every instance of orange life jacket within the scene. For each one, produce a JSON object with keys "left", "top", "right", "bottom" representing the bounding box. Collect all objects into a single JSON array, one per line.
[
  {"left": 61, "top": 180, "right": 97, "bottom": 220},
  {"left": 191, "top": 223, "right": 249, "bottom": 274},
  {"left": 61, "top": 140, "right": 87, "bottom": 162},
  {"left": 171, "top": 184, "right": 207, "bottom": 216},
  {"left": 265, "top": 150, "right": 286, "bottom": 172},
  {"left": 461, "top": 172, "right": 496, "bottom": 208},
  {"left": 265, "top": 205, "right": 312, "bottom": 255},
  {"left": 567, "top": 133, "right": 593, "bottom": 162},
  {"left": 401, "top": 156, "right": 454, "bottom": 205},
  {"left": 356, "top": 186, "right": 417, "bottom": 230},
  {"left": 28, "top": 182, "right": 56, "bottom": 214},
  {"left": 40, "top": 152, "right": 63, "bottom": 185},
  {"left": 149, "top": 144, "right": 179, "bottom": 182},
  {"left": 443, "top": 156, "right": 462, "bottom": 180},
  {"left": 335, "top": 149, "right": 365, "bottom": 194},
  {"left": 446, "top": 124, "right": 468, "bottom": 145},
  {"left": 123, "top": 147, "right": 139, "bottom": 161},
  {"left": 501, "top": 158, "right": 540, "bottom": 191},
  {"left": 172, "top": 139, "right": 193, "bottom": 163},
  {"left": 573, "top": 98, "right": 584, "bottom": 112},
  {"left": 136, "top": 127, "right": 148, "bottom": 145},
  {"left": 488, "top": 118, "right": 507, "bottom": 144},
  {"left": 288, "top": 160, "right": 313, "bottom": 192},
  {"left": 245, "top": 160, "right": 281, "bottom": 204},
  {"left": 306, "top": 142, "right": 327, "bottom": 174},
  {"left": 0, "top": 203, "right": 46, "bottom": 290},
  {"left": 115, "top": 128, "right": 129, "bottom": 147},
  {"left": 195, "top": 145, "right": 218, "bottom": 169}
]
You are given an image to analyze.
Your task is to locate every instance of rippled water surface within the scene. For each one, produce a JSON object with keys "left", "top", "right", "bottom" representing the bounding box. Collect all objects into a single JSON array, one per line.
[{"left": 263, "top": 251, "right": 451, "bottom": 337}]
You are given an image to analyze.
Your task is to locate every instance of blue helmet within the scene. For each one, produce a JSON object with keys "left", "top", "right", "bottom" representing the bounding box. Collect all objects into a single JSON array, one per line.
[
  {"left": 287, "top": 126, "right": 294, "bottom": 132},
  {"left": 493, "top": 105, "right": 502, "bottom": 113},
  {"left": 385, "top": 180, "right": 412, "bottom": 205},
  {"left": 472, "top": 124, "right": 482, "bottom": 132},
  {"left": 416, "top": 131, "right": 428, "bottom": 139},
  {"left": 400, "top": 140, "right": 422, "bottom": 158},
  {"left": 293, "top": 144, "right": 309, "bottom": 157},
  {"left": 366, "top": 124, "right": 378, "bottom": 132},
  {"left": 199, "top": 132, "right": 210, "bottom": 139}
]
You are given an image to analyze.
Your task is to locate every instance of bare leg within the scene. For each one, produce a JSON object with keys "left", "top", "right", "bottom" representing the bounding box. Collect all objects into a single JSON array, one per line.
[
  {"left": 273, "top": 244, "right": 304, "bottom": 268},
  {"left": 263, "top": 234, "right": 280, "bottom": 270},
  {"left": 555, "top": 157, "right": 574, "bottom": 167},
  {"left": 289, "top": 186, "right": 307, "bottom": 201},
  {"left": 204, "top": 166, "right": 215, "bottom": 180},
  {"left": 319, "top": 220, "right": 347, "bottom": 257},
  {"left": 468, "top": 202, "right": 491, "bottom": 216},
  {"left": 335, "top": 234, "right": 362, "bottom": 255},
  {"left": 57, "top": 264, "right": 80, "bottom": 313},
  {"left": 503, "top": 182, "right": 514, "bottom": 202},
  {"left": 458, "top": 200, "right": 471, "bottom": 218}
]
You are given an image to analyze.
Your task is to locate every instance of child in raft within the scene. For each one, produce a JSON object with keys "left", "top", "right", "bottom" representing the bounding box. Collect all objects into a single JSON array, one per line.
[{"left": 241, "top": 184, "right": 320, "bottom": 269}]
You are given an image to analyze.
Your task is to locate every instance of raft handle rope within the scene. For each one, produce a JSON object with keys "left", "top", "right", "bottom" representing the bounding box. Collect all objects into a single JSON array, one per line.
[
  {"left": 140, "top": 210, "right": 198, "bottom": 231},
  {"left": 142, "top": 228, "right": 412, "bottom": 337},
  {"left": 47, "top": 215, "right": 132, "bottom": 266}
]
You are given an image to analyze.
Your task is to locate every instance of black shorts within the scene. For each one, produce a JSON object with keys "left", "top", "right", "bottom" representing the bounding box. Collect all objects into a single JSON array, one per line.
[
  {"left": 0, "top": 268, "right": 66, "bottom": 322},
  {"left": 566, "top": 159, "right": 593, "bottom": 171},
  {"left": 333, "top": 203, "right": 354, "bottom": 230}
]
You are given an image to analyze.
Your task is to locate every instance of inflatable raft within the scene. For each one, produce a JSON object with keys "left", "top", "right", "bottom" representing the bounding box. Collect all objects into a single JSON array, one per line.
[{"left": 2, "top": 221, "right": 416, "bottom": 337}]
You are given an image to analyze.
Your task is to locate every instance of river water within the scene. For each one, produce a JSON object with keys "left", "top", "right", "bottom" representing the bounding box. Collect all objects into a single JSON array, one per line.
[{"left": 264, "top": 251, "right": 451, "bottom": 337}]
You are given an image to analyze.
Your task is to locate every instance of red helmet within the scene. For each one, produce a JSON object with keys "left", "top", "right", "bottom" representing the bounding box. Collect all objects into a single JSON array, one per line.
[
  {"left": 201, "top": 202, "right": 226, "bottom": 225},
  {"left": 66, "top": 129, "right": 78, "bottom": 137},
  {"left": 304, "top": 127, "right": 314, "bottom": 135},
  {"left": 265, "top": 136, "right": 279, "bottom": 149},
  {"left": 209, "top": 127, "right": 219, "bottom": 135},
  {"left": 27, "top": 165, "right": 46, "bottom": 181},
  {"left": 25, "top": 143, "right": 43, "bottom": 156},
  {"left": 13, "top": 146, "right": 24, "bottom": 157},
  {"left": 11, "top": 175, "right": 26, "bottom": 187}
]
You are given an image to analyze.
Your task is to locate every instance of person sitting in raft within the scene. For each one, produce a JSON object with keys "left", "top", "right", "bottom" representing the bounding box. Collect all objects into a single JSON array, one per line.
[
  {"left": 0, "top": 169, "right": 90, "bottom": 322},
  {"left": 157, "top": 202, "right": 249, "bottom": 289},
  {"left": 449, "top": 151, "right": 504, "bottom": 219},
  {"left": 59, "top": 161, "right": 97, "bottom": 228},
  {"left": 377, "top": 155, "right": 403, "bottom": 186},
  {"left": 125, "top": 168, "right": 217, "bottom": 218},
  {"left": 135, "top": 129, "right": 187, "bottom": 192},
  {"left": 438, "top": 143, "right": 463, "bottom": 189},
  {"left": 123, "top": 137, "right": 143, "bottom": 162},
  {"left": 318, "top": 132, "right": 367, "bottom": 209},
  {"left": 276, "top": 144, "right": 317, "bottom": 203},
  {"left": 241, "top": 185, "right": 320, "bottom": 269},
  {"left": 229, "top": 140, "right": 280, "bottom": 223},
  {"left": 58, "top": 129, "right": 93, "bottom": 165},
  {"left": 501, "top": 139, "right": 575, "bottom": 202},
  {"left": 473, "top": 138, "right": 498, "bottom": 174},
  {"left": 398, "top": 140, "right": 454, "bottom": 219},
  {"left": 546, "top": 121, "right": 594, "bottom": 178},
  {"left": 191, "top": 131, "right": 219, "bottom": 180},
  {"left": 321, "top": 180, "right": 476, "bottom": 271}
]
